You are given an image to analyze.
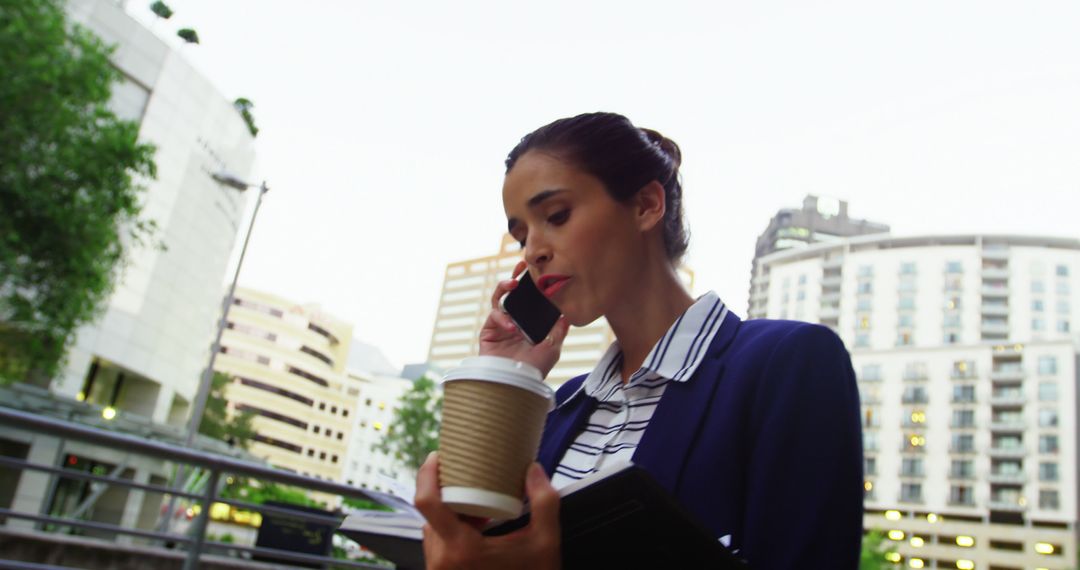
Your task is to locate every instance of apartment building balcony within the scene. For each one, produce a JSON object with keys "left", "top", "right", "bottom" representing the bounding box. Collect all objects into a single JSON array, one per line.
[
  {"left": 820, "top": 292, "right": 841, "bottom": 304},
  {"left": 951, "top": 395, "right": 977, "bottom": 404},
  {"left": 903, "top": 371, "right": 928, "bottom": 382},
  {"left": 982, "top": 248, "right": 1010, "bottom": 261},
  {"left": 819, "top": 305, "right": 840, "bottom": 320},
  {"left": 988, "top": 500, "right": 1026, "bottom": 512},
  {"left": 981, "top": 304, "right": 1010, "bottom": 317},
  {"left": 899, "top": 469, "right": 925, "bottom": 478},
  {"left": 821, "top": 275, "right": 843, "bottom": 289},
  {"left": 949, "top": 445, "right": 977, "bottom": 455},
  {"left": 988, "top": 472, "right": 1027, "bottom": 484},
  {"left": 981, "top": 268, "right": 1010, "bottom": 280},
  {"left": 989, "top": 420, "right": 1026, "bottom": 432},
  {"left": 990, "top": 393, "right": 1026, "bottom": 406},
  {"left": 981, "top": 285, "right": 1010, "bottom": 298},
  {"left": 823, "top": 257, "right": 844, "bottom": 270},
  {"left": 981, "top": 322, "right": 1010, "bottom": 335},
  {"left": 950, "top": 421, "right": 978, "bottom": 430},
  {"left": 990, "top": 368, "right": 1024, "bottom": 381},
  {"left": 901, "top": 394, "right": 929, "bottom": 404},
  {"left": 989, "top": 446, "right": 1027, "bottom": 458}
]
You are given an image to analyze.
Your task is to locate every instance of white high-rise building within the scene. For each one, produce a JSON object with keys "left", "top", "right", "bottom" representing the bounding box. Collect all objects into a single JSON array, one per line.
[
  {"left": 341, "top": 371, "right": 416, "bottom": 493},
  {"left": 755, "top": 234, "right": 1079, "bottom": 570}
]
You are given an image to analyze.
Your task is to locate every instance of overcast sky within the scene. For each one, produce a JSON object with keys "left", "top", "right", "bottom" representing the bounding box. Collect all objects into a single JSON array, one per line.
[{"left": 128, "top": 0, "right": 1080, "bottom": 369}]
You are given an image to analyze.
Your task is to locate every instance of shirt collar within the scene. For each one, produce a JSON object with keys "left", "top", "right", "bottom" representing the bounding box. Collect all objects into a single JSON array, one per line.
[{"left": 556, "top": 291, "right": 728, "bottom": 408}]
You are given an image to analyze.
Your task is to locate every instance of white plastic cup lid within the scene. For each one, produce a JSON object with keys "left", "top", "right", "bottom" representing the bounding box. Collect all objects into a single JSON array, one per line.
[{"left": 442, "top": 356, "right": 553, "bottom": 401}]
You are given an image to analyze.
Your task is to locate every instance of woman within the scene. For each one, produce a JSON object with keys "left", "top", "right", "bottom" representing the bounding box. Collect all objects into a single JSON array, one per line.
[{"left": 414, "top": 112, "right": 864, "bottom": 569}]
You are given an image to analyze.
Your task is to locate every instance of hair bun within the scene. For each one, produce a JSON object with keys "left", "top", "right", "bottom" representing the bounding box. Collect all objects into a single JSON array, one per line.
[{"left": 640, "top": 128, "right": 682, "bottom": 169}]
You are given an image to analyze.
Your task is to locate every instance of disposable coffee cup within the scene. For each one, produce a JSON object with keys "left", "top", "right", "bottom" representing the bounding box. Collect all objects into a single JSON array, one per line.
[{"left": 438, "top": 355, "right": 554, "bottom": 520}]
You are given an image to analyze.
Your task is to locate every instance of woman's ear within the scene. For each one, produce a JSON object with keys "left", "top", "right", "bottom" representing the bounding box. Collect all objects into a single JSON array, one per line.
[{"left": 634, "top": 181, "right": 667, "bottom": 232}]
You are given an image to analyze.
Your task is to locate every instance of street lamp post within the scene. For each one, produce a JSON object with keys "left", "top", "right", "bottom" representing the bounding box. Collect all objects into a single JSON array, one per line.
[
  {"left": 183, "top": 173, "right": 269, "bottom": 447},
  {"left": 159, "top": 172, "right": 267, "bottom": 536}
]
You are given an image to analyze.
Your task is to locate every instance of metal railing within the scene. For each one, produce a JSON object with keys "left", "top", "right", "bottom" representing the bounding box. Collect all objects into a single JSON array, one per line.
[{"left": 0, "top": 406, "right": 396, "bottom": 570}]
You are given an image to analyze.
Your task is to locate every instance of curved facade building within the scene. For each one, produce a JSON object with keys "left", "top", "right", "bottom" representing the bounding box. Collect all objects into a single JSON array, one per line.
[
  {"left": 215, "top": 288, "right": 355, "bottom": 482},
  {"left": 54, "top": 0, "right": 257, "bottom": 427},
  {"left": 756, "top": 234, "right": 1079, "bottom": 569}
]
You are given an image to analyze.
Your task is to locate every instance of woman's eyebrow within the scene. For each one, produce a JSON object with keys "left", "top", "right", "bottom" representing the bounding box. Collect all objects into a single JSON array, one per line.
[{"left": 507, "top": 188, "right": 569, "bottom": 233}]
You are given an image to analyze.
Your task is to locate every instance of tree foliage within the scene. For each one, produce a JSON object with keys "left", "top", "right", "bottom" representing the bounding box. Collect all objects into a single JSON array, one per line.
[
  {"left": 375, "top": 377, "right": 442, "bottom": 475},
  {"left": 176, "top": 27, "right": 199, "bottom": 44},
  {"left": 149, "top": 1, "right": 173, "bottom": 19},
  {"left": 0, "top": 0, "right": 157, "bottom": 384},
  {"left": 233, "top": 98, "right": 259, "bottom": 137},
  {"left": 198, "top": 371, "right": 257, "bottom": 450},
  {"left": 860, "top": 529, "right": 898, "bottom": 570}
]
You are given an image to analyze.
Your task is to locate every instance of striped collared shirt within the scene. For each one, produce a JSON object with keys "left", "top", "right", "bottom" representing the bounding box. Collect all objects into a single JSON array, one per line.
[{"left": 550, "top": 291, "right": 729, "bottom": 489}]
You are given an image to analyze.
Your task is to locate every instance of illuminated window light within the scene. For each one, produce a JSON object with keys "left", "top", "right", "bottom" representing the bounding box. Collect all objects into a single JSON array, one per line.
[
  {"left": 956, "top": 536, "right": 974, "bottom": 547},
  {"left": 1013, "top": 343, "right": 1023, "bottom": 351},
  {"left": 865, "top": 481, "right": 873, "bottom": 491},
  {"left": 885, "top": 510, "right": 902, "bottom": 521},
  {"left": 885, "top": 552, "right": 902, "bottom": 563},
  {"left": 888, "top": 530, "right": 905, "bottom": 541},
  {"left": 926, "top": 513, "right": 939, "bottom": 524},
  {"left": 956, "top": 561, "right": 974, "bottom": 570},
  {"left": 910, "top": 537, "right": 924, "bottom": 548},
  {"left": 909, "top": 558, "right": 924, "bottom": 569},
  {"left": 102, "top": 407, "right": 117, "bottom": 420},
  {"left": 373, "top": 421, "right": 383, "bottom": 431},
  {"left": 1034, "top": 542, "right": 1055, "bottom": 555},
  {"left": 76, "top": 391, "right": 86, "bottom": 402}
]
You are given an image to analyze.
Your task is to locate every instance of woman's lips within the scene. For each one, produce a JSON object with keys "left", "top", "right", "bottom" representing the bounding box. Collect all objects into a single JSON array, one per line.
[{"left": 538, "top": 275, "right": 571, "bottom": 298}]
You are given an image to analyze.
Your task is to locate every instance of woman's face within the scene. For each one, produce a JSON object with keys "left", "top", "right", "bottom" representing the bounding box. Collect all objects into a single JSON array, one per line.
[{"left": 503, "top": 151, "right": 646, "bottom": 327}]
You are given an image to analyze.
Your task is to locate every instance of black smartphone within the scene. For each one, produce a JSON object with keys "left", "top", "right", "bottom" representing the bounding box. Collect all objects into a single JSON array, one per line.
[{"left": 501, "top": 272, "right": 562, "bottom": 345}]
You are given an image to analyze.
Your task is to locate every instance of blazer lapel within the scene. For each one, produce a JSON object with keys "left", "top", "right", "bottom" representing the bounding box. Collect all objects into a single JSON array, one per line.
[
  {"left": 632, "top": 313, "right": 743, "bottom": 494},
  {"left": 537, "top": 394, "right": 597, "bottom": 477}
]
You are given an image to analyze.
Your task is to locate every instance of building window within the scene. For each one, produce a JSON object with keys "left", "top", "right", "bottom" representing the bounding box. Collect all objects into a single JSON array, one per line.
[
  {"left": 898, "top": 314, "right": 914, "bottom": 328},
  {"left": 313, "top": 426, "right": 320, "bottom": 434},
  {"left": 798, "top": 274, "right": 807, "bottom": 285},
  {"left": 1032, "top": 318, "right": 1046, "bottom": 331},
  {"left": 1039, "top": 435, "right": 1059, "bottom": 454},
  {"left": 952, "top": 385, "right": 975, "bottom": 403},
  {"left": 337, "top": 432, "right": 344, "bottom": 440},
  {"left": 343, "top": 409, "right": 349, "bottom": 418},
  {"left": 1057, "top": 320, "right": 1070, "bottom": 333},
  {"left": 950, "top": 486, "right": 974, "bottom": 506},
  {"left": 1039, "top": 490, "right": 1060, "bottom": 510},
  {"left": 857, "top": 298, "right": 872, "bottom": 311},
  {"left": 901, "top": 458, "right": 924, "bottom": 477},
  {"left": 943, "top": 314, "right": 961, "bottom": 328},
  {"left": 904, "top": 362, "right": 927, "bottom": 381},
  {"left": 858, "top": 282, "right": 873, "bottom": 295},
  {"left": 1057, "top": 281, "right": 1070, "bottom": 295},
  {"left": 952, "top": 360, "right": 976, "bottom": 379},
  {"left": 901, "top": 483, "right": 923, "bottom": 503},
  {"left": 860, "top": 365, "right": 882, "bottom": 382},
  {"left": 307, "top": 449, "right": 314, "bottom": 457},
  {"left": 865, "top": 457, "right": 877, "bottom": 476},
  {"left": 1057, "top": 300, "right": 1070, "bottom": 313},
  {"left": 796, "top": 290, "right": 806, "bottom": 301},
  {"left": 1032, "top": 300, "right": 1045, "bottom": 312},
  {"left": 945, "top": 261, "right": 963, "bottom": 273},
  {"left": 945, "top": 296, "right": 961, "bottom": 310},
  {"left": 900, "top": 262, "right": 917, "bottom": 275},
  {"left": 1038, "top": 382, "right": 1058, "bottom": 402},
  {"left": 899, "top": 296, "right": 915, "bottom": 310},
  {"left": 952, "top": 434, "right": 975, "bottom": 453},
  {"left": 898, "top": 279, "right": 916, "bottom": 293},
  {"left": 858, "top": 265, "right": 873, "bottom": 278},
  {"left": 1057, "top": 265, "right": 1070, "bottom": 277},
  {"left": 331, "top": 406, "right": 338, "bottom": 414},
  {"left": 896, "top": 333, "right": 913, "bottom": 346},
  {"left": 332, "top": 455, "right": 339, "bottom": 464},
  {"left": 319, "top": 402, "right": 326, "bottom": 411},
  {"left": 1038, "top": 409, "right": 1059, "bottom": 427},
  {"left": 1038, "top": 356, "right": 1058, "bottom": 375},
  {"left": 952, "top": 410, "right": 975, "bottom": 428},
  {"left": 1032, "top": 281, "right": 1045, "bottom": 294},
  {"left": 319, "top": 451, "right": 327, "bottom": 460},
  {"left": 950, "top": 460, "right": 974, "bottom": 478},
  {"left": 855, "top": 333, "right": 870, "bottom": 348},
  {"left": 902, "top": 386, "right": 928, "bottom": 404},
  {"left": 944, "top": 332, "right": 959, "bottom": 344},
  {"left": 1039, "top": 462, "right": 1059, "bottom": 482}
]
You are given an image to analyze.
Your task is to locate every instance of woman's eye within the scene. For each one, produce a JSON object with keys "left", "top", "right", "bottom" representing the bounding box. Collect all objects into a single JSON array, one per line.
[{"left": 548, "top": 209, "right": 570, "bottom": 225}]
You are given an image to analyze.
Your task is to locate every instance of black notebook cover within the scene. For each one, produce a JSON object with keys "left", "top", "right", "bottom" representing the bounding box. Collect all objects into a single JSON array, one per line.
[{"left": 485, "top": 462, "right": 748, "bottom": 569}]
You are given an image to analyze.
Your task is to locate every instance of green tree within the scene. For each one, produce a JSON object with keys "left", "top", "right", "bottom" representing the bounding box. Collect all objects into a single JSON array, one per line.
[
  {"left": 233, "top": 98, "right": 259, "bottom": 138},
  {"left": 375, "top": 376, "right": 442, "bottom": 474},
  {"left": 149, "top": 1, "right": 173, "bottom": 19},
  {"left": 860, "top": 528, "right": 898, "bottom": 570},
  {"left": 0, "top": 0, "right": 157, "bottom": 385},
  {"left": 198, "top": 372, "right": 257, "bottom": 449},
  {"left": 176, "top": 27, "right": 199, "bottom": 44}
]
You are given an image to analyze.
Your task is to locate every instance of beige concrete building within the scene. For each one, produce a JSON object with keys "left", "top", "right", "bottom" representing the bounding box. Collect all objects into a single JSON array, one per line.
[
  {"left": 428, "top": 235, "right": 694, "bottom": 385},
  {"left": 754, "top": 234, "right": 1079, "bottom": 570},
  {"left": 214, "top": 287, "right": 356, "bottom": 482}
]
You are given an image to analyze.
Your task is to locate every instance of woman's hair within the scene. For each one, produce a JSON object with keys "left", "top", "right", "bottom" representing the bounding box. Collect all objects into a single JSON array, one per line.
[{"left": 505, "top": 112, "right": 689, "bottom": 264}]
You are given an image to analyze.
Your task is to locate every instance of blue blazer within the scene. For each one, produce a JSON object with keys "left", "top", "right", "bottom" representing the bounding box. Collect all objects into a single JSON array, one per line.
[{"left": 537, "top": 313, "right": 864, "bottom": 569}]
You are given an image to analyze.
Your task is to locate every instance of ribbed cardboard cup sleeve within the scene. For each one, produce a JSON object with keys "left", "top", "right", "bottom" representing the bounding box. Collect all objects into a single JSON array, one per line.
[{"left": 439, "top": 379, "right": 551, "bottom": 500}]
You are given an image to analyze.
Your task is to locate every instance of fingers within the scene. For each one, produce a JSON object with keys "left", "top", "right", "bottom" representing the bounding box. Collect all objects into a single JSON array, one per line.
[
  {"left": 523, "top": 463, "right": 561, "bottom": 537},
  {"left": 413, "top": 452, "right": 466, "bottom": 540},
  {"left": 549, "top": 315, "right": 570, "bottom": 346},
  {"left": 490, "top": 260, "right": 528, "bottom": 311}
]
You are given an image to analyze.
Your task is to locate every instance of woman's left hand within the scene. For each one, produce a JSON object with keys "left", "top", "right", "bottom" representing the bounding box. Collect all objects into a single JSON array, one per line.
[{"left": 414, "top": 452, "right": 562, "bottom": 570}]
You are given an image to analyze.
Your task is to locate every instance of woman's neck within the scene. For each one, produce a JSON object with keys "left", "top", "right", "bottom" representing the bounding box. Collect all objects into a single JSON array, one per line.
[{"left": 606, "top": 265, "right": 695, "bottom": 384}]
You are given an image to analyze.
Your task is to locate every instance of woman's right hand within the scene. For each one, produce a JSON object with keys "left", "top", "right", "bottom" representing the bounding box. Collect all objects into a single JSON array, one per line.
[{"left": 479, "top": 260, "right": 570, "bottom": 378}]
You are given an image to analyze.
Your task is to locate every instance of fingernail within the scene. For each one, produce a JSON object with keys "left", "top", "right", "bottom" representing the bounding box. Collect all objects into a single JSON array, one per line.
[
  {"left": 527, "top": 463, "right": 545, "bottom": 485},
  {"left": 425, "top": 451, "right": 437, "bottom": 465}
]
